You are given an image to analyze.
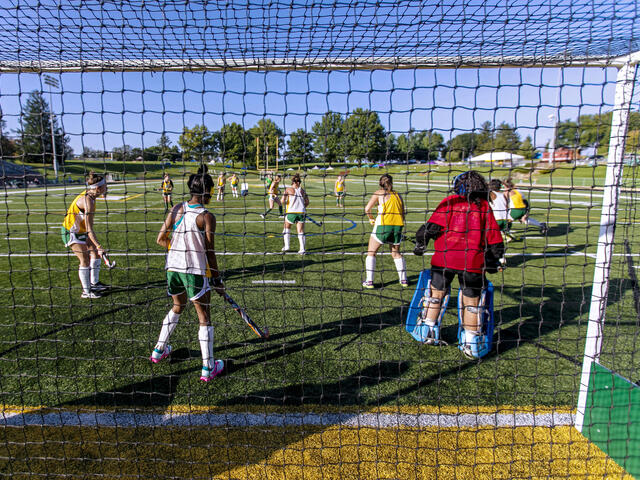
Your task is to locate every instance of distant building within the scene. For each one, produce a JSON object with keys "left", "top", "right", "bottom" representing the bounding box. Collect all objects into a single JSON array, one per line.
[
  {"left": 468, "top": 152, "right": 526, "bottom": 166},
  {"left": 542, "top": 147, "right": 579, "bottom": 162}
]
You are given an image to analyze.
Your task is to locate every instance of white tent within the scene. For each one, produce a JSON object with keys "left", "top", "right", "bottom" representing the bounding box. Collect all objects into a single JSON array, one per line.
[{"left": 468, "top": 152, "right": 525, "bottom": 164}]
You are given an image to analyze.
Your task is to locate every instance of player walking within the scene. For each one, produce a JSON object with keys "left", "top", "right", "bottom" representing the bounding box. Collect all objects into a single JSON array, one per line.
[
  {"left": 150, "top": 164, "right": 225, "bottom": 382},
  {"left": 489, "top": 179, "right": 515, "bottom": 265},
  {"left": 61, "top": 172, "right": 109, "bottom": 298},
  {"left": 335, "top": 174, "right": 346, "bottom": 207},
  {"left": 229, "top": 173, "right": 239, "bottom": 198},
  {"left": 281, "top": 173, "right": 309, "bottom": 254},
  {"left": 363, "top": 173, "right": 408, "bottom": 289},
  {"left": 413, "top": 171, "right": 504, "bottom": 358},
  {"left": 260, "top": 174, "right": 283, "bottom": 218},
  {"left": 160, "top": 173, "right": 174, "bottom": 212},
  {"left": 216, "top": 172, "right": 226, "bottom": 201}
]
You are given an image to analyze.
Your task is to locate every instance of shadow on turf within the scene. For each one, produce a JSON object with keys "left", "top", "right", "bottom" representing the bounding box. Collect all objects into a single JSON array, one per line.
[{"left": 222, "top": 256, "right": 346, "bottom": 280}]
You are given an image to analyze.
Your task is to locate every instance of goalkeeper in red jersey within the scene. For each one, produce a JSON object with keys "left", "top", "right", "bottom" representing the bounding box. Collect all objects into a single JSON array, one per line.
[{"left": 413, "top": 171, "right": 504, "bottom": 358}]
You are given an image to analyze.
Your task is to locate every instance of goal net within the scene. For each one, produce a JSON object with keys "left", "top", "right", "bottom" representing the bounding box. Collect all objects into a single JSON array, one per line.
[{"left": 0, "top": 1, "right": 639, "bottom": 478}]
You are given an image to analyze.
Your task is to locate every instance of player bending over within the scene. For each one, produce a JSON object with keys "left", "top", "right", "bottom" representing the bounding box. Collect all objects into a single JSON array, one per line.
[
  {"left": 150, "top": 164, "right": 225, "bottom": 382},
  {"left": 281, "top": 173, "right": 309, "bottom": 254},
  {"left": 413, "top": 171, "right": 504, "bottom": 359},
  {"left": 61, "top": 172, "right": 109, "bottom": 299},
  {"left": 363, "top": 173, "right": 408, "bottom": 289},
  {"left": 503, "top": 179, "right": 548, "bottom": 235},
  {"left": 489, "top": 179, "right": 513, "bottom": 266},
  {"left": 260, "top": 174, "right": 283, "bottom": 218}
]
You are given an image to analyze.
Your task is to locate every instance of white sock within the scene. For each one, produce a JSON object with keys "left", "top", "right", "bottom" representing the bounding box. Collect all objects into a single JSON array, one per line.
[
  {"left": 78, "top": 266, "right": 91, "bottom": 294},
  {"left": 526, "top": 217, "right": 542, "bottom": 227},
  {"left": 394, "top": 256, "right": 407, "bottom": 282},
  {"left": 283, "top": 228, "right": 291, "bottom": 250},
  {"left": 90, "top": 258, "right": 101, "bottom": 285},
  {"left": 155, "top": 310, "right": 180, "bottom": 351},
  {"left": 297, "top": 233, "right": 306, "bottom": 252},
  {"left": 198, "top": 325, "right": 215, "bottom": 369},
  {"left": 365, "top": 255, "right": 376, "bottom": 283}
]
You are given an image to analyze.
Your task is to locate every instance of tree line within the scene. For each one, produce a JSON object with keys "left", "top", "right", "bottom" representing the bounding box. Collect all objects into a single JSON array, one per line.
[{"left": 2, "top": 90, "right": 638, "bottom": 168}]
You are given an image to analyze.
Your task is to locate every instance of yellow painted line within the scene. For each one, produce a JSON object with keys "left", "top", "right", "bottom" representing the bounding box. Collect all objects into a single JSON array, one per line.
[{"left": 1, "top": 425, "right": 630, "bottom": 479}]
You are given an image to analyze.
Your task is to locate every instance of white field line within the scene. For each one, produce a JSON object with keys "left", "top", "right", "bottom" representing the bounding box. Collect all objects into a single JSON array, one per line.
[
  {"left": 0, "top": 182, "right": 149, "bottom": 196},
  {"left": 252, "top": 280, "right": 297, "bottom": 284},
  {"left": 0, "top": 251, "right": 606, "bottom": 258},
  {"left": 0, "top": 410, "right": 574, "bottom": 428}
]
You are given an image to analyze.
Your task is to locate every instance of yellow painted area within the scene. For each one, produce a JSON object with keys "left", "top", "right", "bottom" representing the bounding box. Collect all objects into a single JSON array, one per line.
[
  {"left": 97, "top": 192, "right": 145, "bottom": 202},
  {"left": 0, "top": 404, "right": 574, "bottom": 416},
  {"left": 1, "top": 425, "right": 630, "bottom": 479}
]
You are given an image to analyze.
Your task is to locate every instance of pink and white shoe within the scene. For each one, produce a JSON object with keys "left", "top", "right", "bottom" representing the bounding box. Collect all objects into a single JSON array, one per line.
[
  {"left": 200, "top": 359, "right": 225, "bottom": 382},
  {"left": 149, "top": 345, "right": 172, "bottom": 364}
]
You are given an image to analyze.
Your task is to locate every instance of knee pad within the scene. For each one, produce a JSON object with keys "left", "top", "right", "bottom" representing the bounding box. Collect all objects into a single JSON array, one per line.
[
  {"left": 414, "top": 279, "right": 450, "bottom": 345},
  {"left": 457, "top": 283, "right": 494, "bottom": 358}
]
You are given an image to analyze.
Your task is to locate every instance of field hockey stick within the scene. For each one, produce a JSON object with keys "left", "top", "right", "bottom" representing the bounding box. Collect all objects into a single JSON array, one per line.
[
  {"left": 101, "top": 252, "right": 116, "bottom": 269},
  {"left": 218, "top": 290, "right": 270, "bottom": 339},
  {"left": 306, "top": 214, "right": 323, "bottom": 226}
]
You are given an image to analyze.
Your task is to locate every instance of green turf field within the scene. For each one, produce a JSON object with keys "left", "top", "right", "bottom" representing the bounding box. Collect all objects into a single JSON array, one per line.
[{"left": 0, "top": 166, "right": 637, "bottom": 410}]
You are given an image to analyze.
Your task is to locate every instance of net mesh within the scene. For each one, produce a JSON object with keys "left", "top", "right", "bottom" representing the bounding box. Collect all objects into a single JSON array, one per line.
[{"left": 1, "top": 1, "right": 639, "bottom": 478}]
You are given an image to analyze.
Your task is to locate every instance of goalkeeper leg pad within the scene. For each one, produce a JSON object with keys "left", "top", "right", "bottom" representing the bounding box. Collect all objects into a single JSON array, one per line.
[
  {"left": 415, "top": 280, "right": 450, "bottom": 345},
  {"left": 457, "top": 284, "right": 494, "bottom": 358}
]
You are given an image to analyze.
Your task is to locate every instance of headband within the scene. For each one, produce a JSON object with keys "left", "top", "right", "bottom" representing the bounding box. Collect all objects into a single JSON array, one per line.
[{"left": 87, "top": 178, "right": 107, "bottom": 189}]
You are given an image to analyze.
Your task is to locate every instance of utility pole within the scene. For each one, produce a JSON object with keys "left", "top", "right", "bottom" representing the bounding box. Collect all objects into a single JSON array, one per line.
[{"left": 43, "top": 75, "right": 59, "bottom": 181}]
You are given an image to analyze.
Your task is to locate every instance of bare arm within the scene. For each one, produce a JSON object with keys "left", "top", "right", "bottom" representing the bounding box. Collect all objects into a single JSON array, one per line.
[
  {"left": 303, "top": 188, "right": 309, "bottom": 207},
  {"left": 156, "top": 203, "right": 182, "bottom": 249},
  {"left": 81, "top": 195, "right": 104, "bottom": 254},
  {"left": 364, "top": 190, "right": 381, "bottom": 222},
  {"left": 200, "top": 212, "right": 224, "bottom": 291}
]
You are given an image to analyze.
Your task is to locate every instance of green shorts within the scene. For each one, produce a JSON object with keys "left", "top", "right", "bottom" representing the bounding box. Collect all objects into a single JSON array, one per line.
[
  {"left": 166, "top": 271, "right": 210, "bottom": 301},
  {"left": 509, "top": 208, "right": 527, "bottom": 221},
  {"left": 496, "top": 219, "right": 509, "bottom": 231},
  {"left": 336, "top": 191, "right": 345, "bottom": 197},
  {"left": 285, "top": 213, "right": 306, "bottom": 224},
  {"left": 61, "top": 227, "right": 88, "bottom": 247},
  {"left": 372, "top": 225, "right": 403, "bottom": 245}
]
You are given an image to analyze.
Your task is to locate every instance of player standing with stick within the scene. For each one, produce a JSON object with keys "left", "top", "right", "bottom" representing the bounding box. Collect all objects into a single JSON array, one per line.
[
  {"left": 216, "top": 172, "right": 226, "bottom": 202},
  {"left": 160, "top": 173, "right": 174, "bottom": 212},
  {"left": 61, "top": 172, "right": 110, "bottom": 299},
  {"left": 229, "top": 172, "right": 239, "bottom": 198},
  {"left": 260, "top": 174, "right": 284, "bottom": 218},
  {"left": 335, "top": 174, "right": 346, "bottom": 207},
  {"left": 150, "top": 164, "right": 225, "bottom": 382},
  {"left": 281, "top": 173, "right": 309, "bottom": 254},
  {"left": 363, "top": 173, "right": 408, "bottom": 288}
]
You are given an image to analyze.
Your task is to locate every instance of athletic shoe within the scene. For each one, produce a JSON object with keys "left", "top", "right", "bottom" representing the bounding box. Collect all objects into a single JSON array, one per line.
[
  {"left": 149, "top": 344, "right": 172, "bottom": 364},
  {"left": 540, "top": 223, "right": 548, "bottom": 235},
  {"left": 362, "top": 281, "right": 374, "bottom": 289},
  {"left": 281, "top": 247, "right": 290, "bottom": 252},
  {"left": 91, "top": 281, "right": 109, "bottom": 292},
  {"left": 200, "top": 359, "right": 224, "bottom": 382},
  {"left": 81, "top": 290, "right": 103, "bottom": 299},
  {"left": 399, "top": 280, "right": 409, "bottom": 288},
  {"left": 278, "top": 215, "right": 285, "bottom": 218},
  {"left": 260, "top": 214, "right": 266, "bottom": 219},
  {"left": 297, "top": 250, "right": 306, "bottom": 255}
]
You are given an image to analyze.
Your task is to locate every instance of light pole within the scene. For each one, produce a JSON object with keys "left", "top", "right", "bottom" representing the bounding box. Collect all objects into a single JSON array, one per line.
[
  {"left": 548, "top": 113, "right": 557, "bottom": 162},
  {"left": 43, "top": 74, "right": 59, "bottom": 181}
]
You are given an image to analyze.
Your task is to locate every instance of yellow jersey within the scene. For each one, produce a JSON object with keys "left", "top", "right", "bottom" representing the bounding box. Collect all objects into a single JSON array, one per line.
[
  {"left": 268, "top": 181, "right": 280, "bottom": 195},
  {"left": 218, "top": 176, "right": 226, "bottom": 187},
  {"left": 62, "top": 191, "right": 90, "bottom": 233},
  {"left": 510, "top": 189, "right": 526, "bottom": 209},
  {"left": 230, "top": 176, "right": 238, "bottom": 186},
  {"left": 335, "top": 179, "right": 345, "bottom": 193},
  {"left": 161, "top": 180, "right": 173, "bottom": 194},
  {"left": 378, "top": 191, "right": 404, "bottom": 226}
]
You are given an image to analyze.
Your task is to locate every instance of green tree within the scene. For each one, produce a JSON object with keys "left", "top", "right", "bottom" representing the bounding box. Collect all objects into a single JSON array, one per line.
[
  {"left": 248, "top": 119, "right": 284, "bottom": 169},
  {"left": 145, "top": 134, "right": 181, "bottom": 162},
  {"left": 474, "top": 121, "right": 495, "bottom": 154},
  {"left": 312, "top": 112, "right": 344, "bottom": 165},
  {"left": 112, "top": 144, "right": 134, "bottom": 161},
  {"left": 17, "top": 90, "right": 71, "bottom": 164},
  {"left": 0, "top": 109, "right": 16, "bottom": 158},
  {"left": 518, "top": 136, "right": 537, "bottom": 159},
  {"left": 287, "top": 129, "right": 315, "bottom": 166},
  {"left": 342, "top": 108, "right": 386, "bottom": 163},
  {"left": 218, "top": 122, "right": 249, "bottom": 167},
  {"left": 179, "top": 125, "right": 216, "bottom": 162},
  {"left": 397, "top": 130, "right": 444, "bottom": 161},
  {"left": 493, "top": 122, "right": 521, "bottom": 152},
  {"left": 444, "top": 133, "right": 477, "bottom": 163}
]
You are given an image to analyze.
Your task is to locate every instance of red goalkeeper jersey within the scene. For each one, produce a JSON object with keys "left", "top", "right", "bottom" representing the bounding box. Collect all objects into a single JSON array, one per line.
[{"left": 427, "top": 194, "right": 503, "bottom": 273}]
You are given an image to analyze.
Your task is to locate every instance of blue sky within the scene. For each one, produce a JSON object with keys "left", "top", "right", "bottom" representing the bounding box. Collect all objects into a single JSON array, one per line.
[{"left": 0, "top": 65, "right": 621, "bottom": 154}]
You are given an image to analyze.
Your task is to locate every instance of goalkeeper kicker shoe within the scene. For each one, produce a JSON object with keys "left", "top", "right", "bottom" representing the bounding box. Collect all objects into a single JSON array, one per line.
[
  {"left": 150, "top": 345, "right": 172, "bottom": 364},
  {"left": 200, "top": 360, "right": 224, "bottom": 382}
]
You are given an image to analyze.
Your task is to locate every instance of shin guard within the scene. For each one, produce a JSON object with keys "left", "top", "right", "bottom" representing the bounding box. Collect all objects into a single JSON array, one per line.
[{"left": 457, "top": 283, "right": 494, "bottom": 358}]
